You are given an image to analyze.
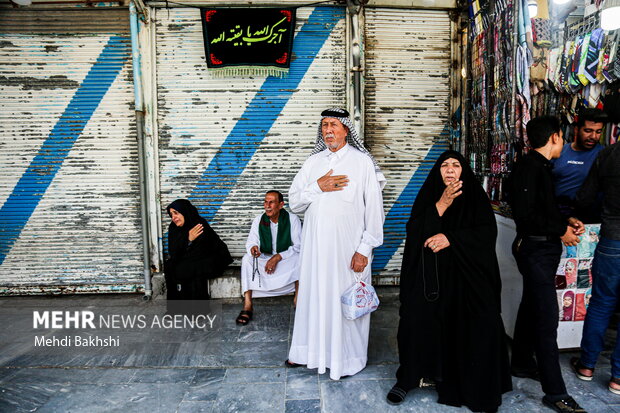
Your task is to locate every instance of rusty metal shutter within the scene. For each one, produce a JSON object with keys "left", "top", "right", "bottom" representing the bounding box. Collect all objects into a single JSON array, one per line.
[
  {"left": 0, "top": 8, "right": 129, "bottom": 34},
  {"left": 365, "top": 8, "right": 452, "bottom": 283},
  {"left": 0, "top": 9, "right": 143, "bottom": 294},
  {"left": 155, "top": 6, "right": 347, "bottom": 260}
]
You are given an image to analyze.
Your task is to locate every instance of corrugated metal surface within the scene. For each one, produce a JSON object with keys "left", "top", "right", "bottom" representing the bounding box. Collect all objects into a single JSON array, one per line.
[
  {"left": 365, "top": 8, "right": 451, "bottom": 283},
  {"left": 0, "top": 8, "right": 129, "bottom": 34},
  {"left": 156, "top": 7, "right": 346, "bottom": 259},
  {"left": 147, "top": 0, "right": 339, "bottom": 7},
  {"left": 0, "top": 10, "right": 143, "bottom": 294}
]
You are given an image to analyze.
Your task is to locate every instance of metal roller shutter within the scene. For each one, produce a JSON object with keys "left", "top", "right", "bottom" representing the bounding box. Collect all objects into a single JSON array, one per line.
[
  {"left": 365, "top": 8, "right": 452, "bottom": 283},
  {"left": 155, "top": 6, "right": 347, "bottom": 259},
  {"left": 0, "top": 8, "right": 143, "bottom": 294}
]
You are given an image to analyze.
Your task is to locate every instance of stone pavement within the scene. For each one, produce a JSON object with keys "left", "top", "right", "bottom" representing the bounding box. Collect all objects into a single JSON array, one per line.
[{"left": 0, "top": 290, "right": 619, "bottom": 413}]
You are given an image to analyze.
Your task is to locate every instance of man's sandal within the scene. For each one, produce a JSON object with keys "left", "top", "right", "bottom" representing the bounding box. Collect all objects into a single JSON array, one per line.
[
  {"left": 609, "top": 377, "right": 620, "bottom": 395},
  {"left": 235, "top": 310, "right": 253, "bottom": 325},
  {"left": 570, "top": 357, "right": 594, "bottom": 381}
]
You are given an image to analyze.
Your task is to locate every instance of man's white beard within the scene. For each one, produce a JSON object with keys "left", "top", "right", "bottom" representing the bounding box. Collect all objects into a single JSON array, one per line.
[{"left": 324, "top": 134, "right": 339, "bottom": 150}]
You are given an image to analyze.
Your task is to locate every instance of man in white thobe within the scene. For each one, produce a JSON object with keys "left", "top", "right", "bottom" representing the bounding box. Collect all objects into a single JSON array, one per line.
[
  {"left": 236, "top": 190, "right": 301, "bottom": 325},
  {"left": 286, "top": 108, "right": 385, "bottom": 380}
]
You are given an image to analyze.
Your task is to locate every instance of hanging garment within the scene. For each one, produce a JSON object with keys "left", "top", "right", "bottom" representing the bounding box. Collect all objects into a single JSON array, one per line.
[
  {"left": 517, "top": 44, "right": 532, "bottom": 107},
  {"left": 606, "top": 32, "right": 620, "bottom": 82},
  {"left": 588, "top": 83, "right": 604, "bottom": 108},
  {"left": 554, "top": 43, "right": 569, "bottom": 91},
  {"left": 577, "top": 32, "right": 593, "bottom": 86},
  {"left": 570, "top": 35, "right": 585, "bottom": 89},
  {"left": 547, "top": 47, "right": 560, "bottom": 86},
  {"left": 561, "top": 40, "right": 574, "bottom": 92},
  {"left": 583, "top": 29, "right": 605, "bottom": 84},
  {"left": 601, "top": 33, "right": 614, "bottom": 82},
  {"left": 531, "top": 46, "right": 549, "bottom": 81}
]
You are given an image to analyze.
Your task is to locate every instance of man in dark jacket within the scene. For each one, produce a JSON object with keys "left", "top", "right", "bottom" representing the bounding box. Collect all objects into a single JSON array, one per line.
[{"left": 571, "top": 142, "right": 620, "bottom": 395}]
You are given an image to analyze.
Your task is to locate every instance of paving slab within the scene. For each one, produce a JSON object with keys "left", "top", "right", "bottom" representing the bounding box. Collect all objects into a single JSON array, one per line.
[{"left": 0, "top": 293, "right": 619, "bottom": 412}]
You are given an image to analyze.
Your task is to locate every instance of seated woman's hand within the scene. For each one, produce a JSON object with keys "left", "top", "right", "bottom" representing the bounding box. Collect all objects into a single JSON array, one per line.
[
  {"left": 424, "top": 233, "right": 450, "bottom": 253},
  {"left": 188, "top": 224, "right": 203, "bottom": 242}
]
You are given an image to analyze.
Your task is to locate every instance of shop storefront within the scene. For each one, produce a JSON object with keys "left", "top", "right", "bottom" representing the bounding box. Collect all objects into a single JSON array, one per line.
[{"left": 462, "top": 0, "right": 620, "bottom": 346}]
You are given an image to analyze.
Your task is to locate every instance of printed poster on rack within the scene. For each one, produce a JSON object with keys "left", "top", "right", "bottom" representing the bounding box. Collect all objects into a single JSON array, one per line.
[{"left": 555, "top": 224, "right": 599, "bottom": 323}]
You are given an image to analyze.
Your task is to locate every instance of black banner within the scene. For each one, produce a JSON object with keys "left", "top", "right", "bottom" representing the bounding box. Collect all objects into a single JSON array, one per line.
[{"left": 200, "top": 8, "right": 296, "bottom": 76}]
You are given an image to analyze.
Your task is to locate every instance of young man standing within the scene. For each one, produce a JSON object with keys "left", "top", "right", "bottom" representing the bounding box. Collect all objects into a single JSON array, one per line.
[{"left": 509, "top": 116, "right": 586, "bottom": 413}]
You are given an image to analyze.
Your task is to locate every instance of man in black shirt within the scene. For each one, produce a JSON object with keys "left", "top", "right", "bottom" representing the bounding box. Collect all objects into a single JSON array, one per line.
[{"left": 509, "top": 116, "right": 586, "bottom": 413}]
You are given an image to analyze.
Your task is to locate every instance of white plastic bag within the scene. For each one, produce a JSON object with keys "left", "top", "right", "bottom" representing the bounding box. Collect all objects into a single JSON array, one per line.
[{"left": 340, "top": 274, "right": 380, "bottom": 320}]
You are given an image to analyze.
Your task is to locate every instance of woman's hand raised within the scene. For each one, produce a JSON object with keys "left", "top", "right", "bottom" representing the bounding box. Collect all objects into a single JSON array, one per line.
[
  {"left": 188, "top": 224, "right": 203, "bottom": 242},
  {"left": 436, "top": 180, "right": 462, "bottom": 216}
]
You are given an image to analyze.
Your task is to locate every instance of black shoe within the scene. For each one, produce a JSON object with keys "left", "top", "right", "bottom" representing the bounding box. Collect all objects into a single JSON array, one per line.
[
  {"left": 511, "top": 367, "right": 540, "bottom": 382},
  {"left": 284, "top": 359, "right": 302, "bottom": 368},
  {"left": 542, "top": 396, "right": 587, "bottom": 413},
  {"left": 386, "top": 384, "right": 408, "bottom": 405}
]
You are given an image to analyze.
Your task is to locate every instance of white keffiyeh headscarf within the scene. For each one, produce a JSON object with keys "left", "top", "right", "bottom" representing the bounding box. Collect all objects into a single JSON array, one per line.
[{"left": 312, "top": 108, "right": 386, "bottom": 189}]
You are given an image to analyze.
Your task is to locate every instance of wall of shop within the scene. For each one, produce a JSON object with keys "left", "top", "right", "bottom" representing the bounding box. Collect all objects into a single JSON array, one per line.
[{"left": 463, "top": 0, "right": 620, "bottom": 346}]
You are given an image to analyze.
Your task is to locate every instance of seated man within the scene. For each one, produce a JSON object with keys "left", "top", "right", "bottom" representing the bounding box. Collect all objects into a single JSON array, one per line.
[{"left": 236, "top": 190, "right": 301, "bottom": 325}]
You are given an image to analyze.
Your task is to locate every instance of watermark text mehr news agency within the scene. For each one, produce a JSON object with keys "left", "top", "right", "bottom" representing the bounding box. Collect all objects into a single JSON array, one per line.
[
  {"left": 33, "top": 311, "right": 218, "bottom": 330},
  {"left": 31, "top": 311, "right": 217, "bottom": 347}
]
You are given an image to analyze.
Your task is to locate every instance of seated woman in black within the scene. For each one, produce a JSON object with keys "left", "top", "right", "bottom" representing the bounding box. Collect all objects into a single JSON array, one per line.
[
  {"left": 165, "top": 199, "right": 232, "bottom": 300},
  {"left": 386, "top": 150, "right": 511, "bottom": 413}
]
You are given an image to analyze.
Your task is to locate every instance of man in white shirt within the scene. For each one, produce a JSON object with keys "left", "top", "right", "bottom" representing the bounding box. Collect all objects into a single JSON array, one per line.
[
  {"left": 286, "top": 108, "right": 385, "bottom": 380},
  {"left": 236, "top": 190, "right": 301, "bottom": 325}
]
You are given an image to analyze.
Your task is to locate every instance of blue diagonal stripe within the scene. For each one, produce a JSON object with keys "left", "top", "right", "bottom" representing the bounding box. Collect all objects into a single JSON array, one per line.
[
  {"left": 0, "top": 36, "right": 129, "bottom": 265},
  {"left": 372, "top": 134, "right": 450, "bottom": 273},
  {"left": 189, "top": 6, "right": 344, "bottom": 222}
]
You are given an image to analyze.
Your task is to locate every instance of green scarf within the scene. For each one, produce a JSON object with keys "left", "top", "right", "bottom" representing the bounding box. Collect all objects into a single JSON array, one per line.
[{"left": 259, "top": 209, "right": 292, "bottom": 254}]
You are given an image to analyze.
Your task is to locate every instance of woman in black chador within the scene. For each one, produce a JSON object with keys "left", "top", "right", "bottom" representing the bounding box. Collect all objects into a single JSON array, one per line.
[
  {"left": 165, "top": 199, "right": 232, "bottom": 300},
  {"left": 386, "top": 151, "right": 511, "bottom": 412}
]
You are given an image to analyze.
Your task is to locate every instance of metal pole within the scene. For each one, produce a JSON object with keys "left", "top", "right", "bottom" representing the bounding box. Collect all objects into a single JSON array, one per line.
[
  {"left": 347, "top": 0, "right": 364, "bottom": 140},
  {"left": 130, "top": 1, "right": 152, "bottom": 300}
]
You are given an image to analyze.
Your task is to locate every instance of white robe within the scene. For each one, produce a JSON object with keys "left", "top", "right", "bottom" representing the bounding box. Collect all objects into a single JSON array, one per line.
[
  {"left": 287, "top": 144, "right": 384, "bottom": 380},
  {"left": 240, "top": 212, "right": 301, "bottom": 298}
]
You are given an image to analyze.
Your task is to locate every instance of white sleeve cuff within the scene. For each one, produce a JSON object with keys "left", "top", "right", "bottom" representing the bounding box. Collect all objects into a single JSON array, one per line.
[{"left": 356, "top": 243, "right": 373, "bottom": 258}]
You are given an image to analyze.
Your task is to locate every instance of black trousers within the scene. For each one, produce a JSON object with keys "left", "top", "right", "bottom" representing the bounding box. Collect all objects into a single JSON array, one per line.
[{"left": 511, "top": 237, "right": 567, "bottom": 397}]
